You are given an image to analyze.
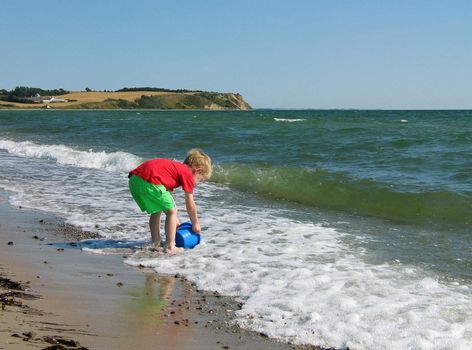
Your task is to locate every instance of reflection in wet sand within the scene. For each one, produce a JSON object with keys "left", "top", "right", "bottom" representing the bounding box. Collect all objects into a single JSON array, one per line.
[{"left": 121, "top": 273, "right": 196, "bottom": 349}]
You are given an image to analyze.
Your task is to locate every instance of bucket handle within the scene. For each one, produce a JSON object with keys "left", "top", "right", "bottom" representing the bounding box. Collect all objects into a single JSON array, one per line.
[{"left": 177, "top": 221, "right": 193, "bottom": 230}]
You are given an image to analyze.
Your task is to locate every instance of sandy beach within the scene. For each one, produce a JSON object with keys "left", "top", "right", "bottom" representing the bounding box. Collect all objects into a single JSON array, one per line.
[{"left": 0, "top": 190, "right": 326, "bottom": 350}]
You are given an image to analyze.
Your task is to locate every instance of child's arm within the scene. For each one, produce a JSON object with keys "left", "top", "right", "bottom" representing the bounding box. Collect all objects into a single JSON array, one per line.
[{"left": 184, "top": 192, "right": 201, "bottom": 233}]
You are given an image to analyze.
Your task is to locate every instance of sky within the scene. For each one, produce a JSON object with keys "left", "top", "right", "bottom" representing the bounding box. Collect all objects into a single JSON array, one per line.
[{"left": 1, "top": 0, "right": 471, "bottom": 109}]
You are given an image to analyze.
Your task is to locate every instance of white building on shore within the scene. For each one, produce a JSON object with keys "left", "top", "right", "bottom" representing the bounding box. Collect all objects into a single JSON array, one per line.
[{"left": 42, "top": 97, "right": 68, "bottom": 104}]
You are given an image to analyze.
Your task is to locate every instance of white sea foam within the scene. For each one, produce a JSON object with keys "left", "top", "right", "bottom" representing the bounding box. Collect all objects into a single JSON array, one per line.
[
  {"left": 1, "top": 139, "right": 472, "bottom": 350},
  {"left": 0, "top": 138, "right": 145, "bottom": 237},
  {"left": 274, "top": 118, "right": 306, "bottom": 122},
  {"left": 0, "top": 139, "right": 142, "bottom": 172},
  {"left": 125, "top": 193, "right": 472, "bottom": 349}
]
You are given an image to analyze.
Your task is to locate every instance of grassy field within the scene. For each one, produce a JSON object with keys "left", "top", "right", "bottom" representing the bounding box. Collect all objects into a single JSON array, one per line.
[{"left": 0, "top": 91, "right": 192, "bottom": 109}]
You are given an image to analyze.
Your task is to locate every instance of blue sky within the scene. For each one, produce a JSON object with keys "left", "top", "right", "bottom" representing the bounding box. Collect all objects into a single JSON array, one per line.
[{"left": 1, "top": 0, "right": 471, "bottom": 109}]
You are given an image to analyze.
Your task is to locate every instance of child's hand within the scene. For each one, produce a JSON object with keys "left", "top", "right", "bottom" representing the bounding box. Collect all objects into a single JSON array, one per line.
[{"left": 192, "top": 223, "right": 201, "bottom": 234}]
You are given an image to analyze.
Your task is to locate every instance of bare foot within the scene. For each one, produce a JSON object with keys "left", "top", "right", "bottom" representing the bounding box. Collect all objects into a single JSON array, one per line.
[{"left": 165, "top": 246, "right": 185, "bottom": 255}]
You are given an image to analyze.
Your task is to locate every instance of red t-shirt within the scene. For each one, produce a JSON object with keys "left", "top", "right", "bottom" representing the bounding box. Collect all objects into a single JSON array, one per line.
[{"left": 130, "top": 158, "right": 195, "bottom": 193}]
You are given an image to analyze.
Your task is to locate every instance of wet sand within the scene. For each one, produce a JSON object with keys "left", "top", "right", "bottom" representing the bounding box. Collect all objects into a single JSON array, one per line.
[{"left": 0, "top": 191, "right": 327, "bottom": 350}]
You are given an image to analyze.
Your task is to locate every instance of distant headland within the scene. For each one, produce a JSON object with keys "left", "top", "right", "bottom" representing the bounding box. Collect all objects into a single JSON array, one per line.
[{"left": 0, "top": 86, "right": 252, "bottom": 110}]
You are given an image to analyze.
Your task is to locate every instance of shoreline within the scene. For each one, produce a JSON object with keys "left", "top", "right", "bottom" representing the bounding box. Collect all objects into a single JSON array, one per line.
[{"left": 0, "top": 190, "right": 327, "bottom": 350}]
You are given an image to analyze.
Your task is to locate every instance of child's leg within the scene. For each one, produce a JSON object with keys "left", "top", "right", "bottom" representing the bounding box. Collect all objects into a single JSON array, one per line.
[
  {"left": 164, "top": 208, "right": 184, "bottom": 254},
  {"left": 149, "top": 212, "right": 162, "bottom": 245}
]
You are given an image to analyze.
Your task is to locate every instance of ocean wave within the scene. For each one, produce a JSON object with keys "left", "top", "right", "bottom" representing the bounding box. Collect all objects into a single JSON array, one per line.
[
  {"left": 0, "top": 139, "right": 142, "bottom": 173},
  {"left": 2, "top": 137, "right": 470, "bottom": 230},
  {"left": 212, "top": 163, "right": 472, "bottom": 229}
]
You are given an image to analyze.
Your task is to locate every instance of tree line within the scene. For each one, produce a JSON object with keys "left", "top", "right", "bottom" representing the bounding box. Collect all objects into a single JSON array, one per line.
[
  {"left": 0, "top": 86, "right": 213, "bottom": 97},
  {"left": 0, "top": 86, "right": 68, "bottom": 103},
  {"left": 116, "top": 87, "right": 205, "bottom": 93},
  {"left": 2, "top": 86, "right": 69, "bottom": 97}
]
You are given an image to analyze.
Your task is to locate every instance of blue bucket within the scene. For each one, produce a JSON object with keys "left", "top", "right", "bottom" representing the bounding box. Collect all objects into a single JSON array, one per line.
[{"left": 175, "top": 222, "right": 201, "bottom": 249}]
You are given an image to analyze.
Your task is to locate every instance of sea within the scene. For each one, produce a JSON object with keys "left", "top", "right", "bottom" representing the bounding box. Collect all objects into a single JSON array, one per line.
[{"left": 0, "top": 109, "right": 471, "bottom": 349}]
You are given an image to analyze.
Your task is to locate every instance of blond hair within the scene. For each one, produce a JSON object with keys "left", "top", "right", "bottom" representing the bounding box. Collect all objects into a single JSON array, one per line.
[{"left": 184, "top": 148, "right": 212, "bottom": 179}]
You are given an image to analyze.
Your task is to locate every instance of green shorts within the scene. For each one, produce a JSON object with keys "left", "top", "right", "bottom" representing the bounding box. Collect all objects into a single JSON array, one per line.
[{"left": 128, "top": 175, "right": 176, "bottom": 214}]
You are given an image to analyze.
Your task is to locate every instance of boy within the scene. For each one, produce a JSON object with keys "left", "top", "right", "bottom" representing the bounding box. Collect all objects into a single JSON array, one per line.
[{"left": 128, "top": 148, "right": 212, "bottom": 254}]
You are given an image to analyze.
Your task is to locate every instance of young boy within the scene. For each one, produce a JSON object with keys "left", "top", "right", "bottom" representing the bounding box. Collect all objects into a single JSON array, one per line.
[{"left": 128, "top": 149, "right": 212, "bottom": 254}]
